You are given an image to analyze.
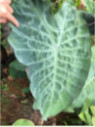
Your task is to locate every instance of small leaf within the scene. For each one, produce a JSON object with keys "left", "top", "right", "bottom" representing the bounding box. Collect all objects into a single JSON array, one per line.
[
  {"left": 12, "top": 119, "right": 34, "bottom": 126},
  {"left": 90, "top": 106, "right": 95, "bottom": 116},
  {"left": 9, "top": 60, "right": 26, "bottom": 71},
  {"left": 9, "top": 60, "right": 26, "bottom": 78},
  {"left": 92, "top": 117, "right": 95, "bottom": 125},
  {"left": 22, "top": 87, "right": 30, "bottom": 94},
  {"left": 79, "top": 110, "right": 92, "bottom": 125}
]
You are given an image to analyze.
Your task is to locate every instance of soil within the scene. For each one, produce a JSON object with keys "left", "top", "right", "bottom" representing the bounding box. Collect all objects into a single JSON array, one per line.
[{"left": 1, "top": 78, "right": 84, "bottom": 126}]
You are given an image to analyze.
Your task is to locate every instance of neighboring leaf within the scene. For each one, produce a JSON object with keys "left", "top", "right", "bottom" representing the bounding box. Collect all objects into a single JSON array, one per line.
[
  {"left": 90, "top": 106, "right": 95, "bottom": 125},
  {"left": 78, "top": 100, "right": 92, "bottom": 125},
  {"left": 1, "top": 84, "right": 8, "bottom": 91},
  {"left": 91, "top": 46, "right": 95, "bottom": 62},
  {"left": 73, "top": 46, "right": 95, "bottom": 108},
  {"left": 79, "top": 111, "right": 92, "bottom": 125},
  {"left": 12, "top": 119, "right": 34, "bottom": 126},
  {"left": 75, "top": 0, "right": 81, "bottom": 7},
  {"left": 92, "top": 117, "right": 95, "bottom": 125},
  {"left": 91, "top": 36, "right": 95, "bottom": 45},
  {"left": 9, "top": 68, "right": 27, "bottom": 78},
  {"left": 90, "top": 106, "right": 95, "bottom": 116},
  {"left": 81, "top": 11, "right": 95, "bottom": 35},
  {"left": 8, "top": 0, "right": 91, "bottom": 120},
  {"left": 83, "top": 0, "right": 95, "bottom": 16},
  {"left": 22, "top": 87, "right": 30, "bottom": 94},
  {"left": 51, "top": 0, "right": 66, "bottom": 13},
  {"left": 9, "top": 60, "right": 26, "bottom": 71},
  {"left": 79, "top": 103, "right": 95, "bottom": 125},
  {"left": 9, "top": 60, "right": 26, "bottom": 78}
]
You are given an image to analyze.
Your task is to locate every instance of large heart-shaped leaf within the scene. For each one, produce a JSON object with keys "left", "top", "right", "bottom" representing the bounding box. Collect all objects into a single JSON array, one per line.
[{"left": 8, "top": 0, "right": 91, "bottom": 119}]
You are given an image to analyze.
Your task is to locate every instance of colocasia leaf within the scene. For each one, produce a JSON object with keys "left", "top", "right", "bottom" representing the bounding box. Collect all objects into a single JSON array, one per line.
[{"left": 8, "top": 0, "right": 91, "bottom": 120}]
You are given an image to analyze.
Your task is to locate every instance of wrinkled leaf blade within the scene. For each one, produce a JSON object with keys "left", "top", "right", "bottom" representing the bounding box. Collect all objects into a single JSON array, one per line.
[{"left": 8, "top": 0, "right": 91, "bottom": 119}]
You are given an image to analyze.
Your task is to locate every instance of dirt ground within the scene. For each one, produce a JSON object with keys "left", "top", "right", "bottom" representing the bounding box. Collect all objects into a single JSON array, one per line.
[{"left": 1, "top": 78, "right": 84, "bottom": 126}]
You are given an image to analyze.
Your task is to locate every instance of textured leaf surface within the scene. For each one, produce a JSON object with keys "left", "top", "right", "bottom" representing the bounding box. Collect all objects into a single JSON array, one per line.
[{"left": 8, "top": 0, "right": 91, "bottom": 119}]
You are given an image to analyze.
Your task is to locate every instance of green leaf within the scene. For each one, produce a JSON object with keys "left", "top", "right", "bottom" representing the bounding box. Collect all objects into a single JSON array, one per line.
[
  {"left": 79, "top": 109, "right": 92, "bottom": 125},
  {"left": 8, "top": 0, "right": 91, "bottom": 120},
  {"left": 73, "top": 46, "right": 95, "bottom": 108},
  {"left": 92, "top": 117, "right": 95, "bottom": 125},
  {"left": 75, "top": 0, "right": 81, "bottom": 7},
  {"left": 81, "top": 11, "right": 95, "bottom": 35},
  {"left": 91, "top": 46, "right": 95, "bottom": 62},
  {"left": 1, "top": 84, "right": 8, "bottom": 91},
  {"left": 22, "top": 87, "right": 30, "bottom": 94},
  {"left": 79, "top": 104, "right": 95, "bottom": 125},
  {"left": 12, "top": 119, "right": 34, "bottom": 126},
  {"left": 78, "top": 100, "right": 92, "bottom": 125},
  {"left": 9, "top": 60, "right": 26, "bottom": 71},
  {"left": 83, "top": 0, "right": 95, "bottom": 16},
  {"left": 90, "top": 106, "right": 95, "bottom": 116},
  {"left": 9, "top": 60, "right": 26, "bottom": 78},
  {"left": 91, "top": 36, "right": 95, "bottom": 45}
]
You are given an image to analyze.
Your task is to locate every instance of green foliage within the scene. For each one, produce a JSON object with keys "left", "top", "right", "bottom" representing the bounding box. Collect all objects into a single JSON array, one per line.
[
  {"left": 83, "top": 0, "right": 95, "bottom": 16},
  {"left": 81, "top": 11, "right": 95, "bottom": 35},
  {"left": 22, "top": 87, "right": 30, "bottom": 94},
  {"left": 9, "top": 60, "right": 26, "bottom": 71},
  {"left": 1, "top": 84, "right": 8, "bottom": 91},
  {"left": 51, "top": 0, "right": 81, "bottom": 13},
  {"left": 1, "top": 40, "right": 7, "bottom": 48},
  {"left": 12, "top": 119, "right": 34, "bottom": 126},
  {"left": 92, "top": 46, "right": 95, "bottom": 62},
  {"left": 90, "top": 106, "right": 95, "bottom": 116},
  {"left": 74, "top": 0, "right": 81, "bottom": 7},
  {"left": 9, "top": 60, "right": 27, "bottom": 78},
  {"left": 8, "top": 0, "right": 94, "bottom": 121},
  {"left": 91, "top": 36, "right": 95, "bottom": 45},
  {"left": 73, "top": 45, "right": 95, "bottom": 108},
  {"left": 51, "top": 0, "right": 66, "bottom": 13},
  {"left": 79, "top": 100, "right": 95, "bottom": 125},
  {"left": 92, "top": 117, "right": 95, "bottom": 125}
]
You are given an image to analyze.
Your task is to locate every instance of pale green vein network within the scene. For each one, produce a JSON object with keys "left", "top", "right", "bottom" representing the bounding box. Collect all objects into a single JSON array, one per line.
[{"left": 8, "top": 0, "right": 91, "bottom": 120}]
